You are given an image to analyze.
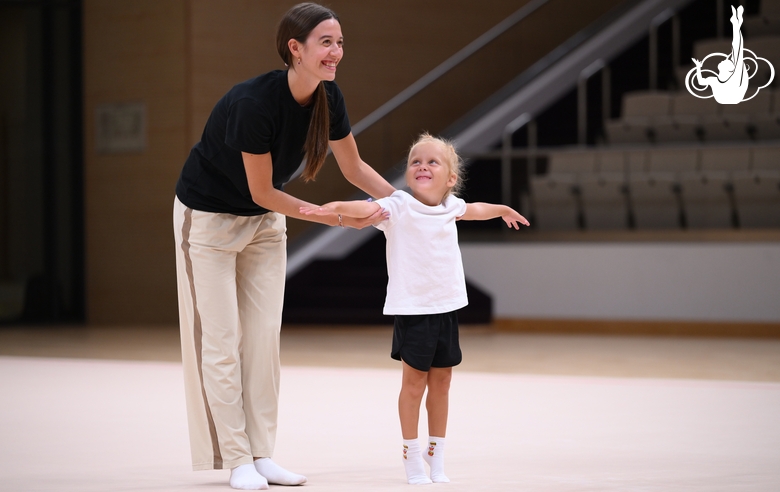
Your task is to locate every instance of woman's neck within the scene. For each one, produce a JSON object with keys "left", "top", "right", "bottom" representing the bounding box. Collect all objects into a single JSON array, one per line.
[{"left": 287, "top": 68, "right": 319, "bottom": 106}]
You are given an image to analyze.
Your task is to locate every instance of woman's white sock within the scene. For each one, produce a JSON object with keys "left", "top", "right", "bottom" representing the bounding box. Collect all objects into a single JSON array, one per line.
[
  {"left": 423, "top": 436, "right": 450, "bottom": 483},
  {"left": 254, "top": 458, "right": 307, "bottom": 485},
  {"left": 230, "top": 463, "right": 269, "bottom": 490},
  {"left": 402, "top": 439, "right": 432, "bottom": 484}
]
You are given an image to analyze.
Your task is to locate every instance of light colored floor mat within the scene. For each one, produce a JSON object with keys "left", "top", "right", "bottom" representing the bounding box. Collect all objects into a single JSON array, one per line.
[{"left": 1, "top": 356, "right": 779, "bottom": 491}]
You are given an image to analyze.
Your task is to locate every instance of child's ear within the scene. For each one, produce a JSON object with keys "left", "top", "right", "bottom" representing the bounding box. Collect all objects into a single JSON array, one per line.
[{"left": 446, "top": 173, "right": 457, "bottom": 188}]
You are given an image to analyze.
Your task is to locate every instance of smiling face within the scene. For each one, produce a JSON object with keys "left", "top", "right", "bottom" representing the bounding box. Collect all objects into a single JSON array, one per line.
[
  {"left": 293, "top": 18, "right": 343, "bottom": 82},
  {"left": 405, "top": 141, "right": 458, "bottom": 206}
]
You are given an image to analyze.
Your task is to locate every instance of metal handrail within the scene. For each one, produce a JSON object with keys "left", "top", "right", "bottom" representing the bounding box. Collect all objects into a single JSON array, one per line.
[
  {"left": 350, "top": 0, "right": 550, "bottom": 136},
  {"left": 287, "top": 0, "right": 689, "bottom": 276},
  {"left": 289, "top": 0, "right": 550, "bottom": 183}
]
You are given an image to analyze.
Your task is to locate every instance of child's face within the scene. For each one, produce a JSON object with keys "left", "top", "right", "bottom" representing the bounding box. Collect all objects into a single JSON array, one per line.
[{"left": 405, "top": 141, "right": 457, "bottom": 206}]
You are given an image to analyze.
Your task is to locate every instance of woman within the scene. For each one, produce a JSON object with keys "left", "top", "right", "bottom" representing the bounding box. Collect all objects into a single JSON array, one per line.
[{"left": 172, "top": 3, "right": 394, "bottom": 489}]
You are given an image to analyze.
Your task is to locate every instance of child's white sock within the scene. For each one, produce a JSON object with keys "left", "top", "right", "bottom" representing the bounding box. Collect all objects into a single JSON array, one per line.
[
  {"left": 254, "top": 458, "right": 307, "bottom": 485},
  {"left": 423, "top": 436, "right": 450, "bottom": 483},
  {"left": 402, "top": 439, "right": 432, "bottom": 485},
  {"left": 230, "top": 463, "right": 269, "bottom": 490}
]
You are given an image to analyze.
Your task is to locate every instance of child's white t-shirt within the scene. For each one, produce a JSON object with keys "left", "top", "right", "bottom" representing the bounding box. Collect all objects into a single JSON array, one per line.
[{"left": 374, "top": 190, "right": 469, "bottom": 315}]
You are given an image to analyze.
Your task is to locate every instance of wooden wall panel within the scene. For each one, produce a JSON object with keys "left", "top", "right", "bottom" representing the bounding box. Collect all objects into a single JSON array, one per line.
[
  {"left": 84, "top": 0, "right": 623, "bottom": 324},
  {"left": 84, "top": 0, "right": 187, "bottom": 324}
]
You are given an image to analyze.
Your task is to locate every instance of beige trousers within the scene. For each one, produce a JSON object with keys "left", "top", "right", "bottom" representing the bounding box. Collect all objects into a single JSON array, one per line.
[{"left": 173, "top": 197, "right": 287, "bottom": 471}]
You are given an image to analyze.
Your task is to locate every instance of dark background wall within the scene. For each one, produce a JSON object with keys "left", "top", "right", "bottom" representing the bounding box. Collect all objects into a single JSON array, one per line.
[{"left": 0, "top": 0, "right": 624, "bottom": 325}]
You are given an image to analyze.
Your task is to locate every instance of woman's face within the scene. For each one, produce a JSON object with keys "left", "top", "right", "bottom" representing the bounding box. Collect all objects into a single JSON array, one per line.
[{"left": 298, "top": 18, "right": 343, "bottom": 82}]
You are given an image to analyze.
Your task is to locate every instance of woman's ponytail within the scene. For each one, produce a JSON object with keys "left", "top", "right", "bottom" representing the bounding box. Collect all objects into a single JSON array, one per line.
[
  {"left": 276, "top": 3, "right": 339, "bottom": 182},
  {"left": 301, "top": 81, "right": 329, "bottom": 182}
]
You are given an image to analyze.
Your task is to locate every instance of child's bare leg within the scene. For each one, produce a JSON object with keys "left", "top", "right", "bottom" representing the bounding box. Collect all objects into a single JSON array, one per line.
[
  {"left": 399, "top": 361, "right": 428, "bottom": 439},
  {"left": 423, "top": 367, "right": 452, "bottom": 483},
  {"left": 425, "top": 367, "right": 452, "bottom": 437},
  {"left": 398, "top": 361, "right": 432, "bottom": 484}
]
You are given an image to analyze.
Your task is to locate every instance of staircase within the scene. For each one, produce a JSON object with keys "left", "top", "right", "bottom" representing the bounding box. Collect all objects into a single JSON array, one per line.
[{"left": 282, "top": 0, "right": 682, "bottom": 325}]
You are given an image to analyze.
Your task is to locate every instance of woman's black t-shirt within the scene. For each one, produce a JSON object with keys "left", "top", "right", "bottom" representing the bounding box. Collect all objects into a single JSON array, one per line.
[{"left": 175, "top": 69, "right": 351, "bottom": 216}]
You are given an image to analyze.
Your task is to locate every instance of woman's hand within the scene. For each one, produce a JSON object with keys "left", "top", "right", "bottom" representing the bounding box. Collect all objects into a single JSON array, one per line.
[
  {"left": 300, "top": 200, "right": 389, "bottom": 229},
  {"left": 342, "top": 207, "right": 390, "bottom": 229}
]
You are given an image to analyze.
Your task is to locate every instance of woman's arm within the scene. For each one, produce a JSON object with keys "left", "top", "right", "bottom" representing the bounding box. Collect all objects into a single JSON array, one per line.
[
  {"left": 244, "top": 152, "right": 339, "bottom": 225},
  {"left": 330, "top": 133, "right": 396, "bottom": 199},
  {"left": 243, "top": 151, "right": 384, "bottom": 228},
  {"left": 300, "top": 200, "right": 381, "bottom": 219},
  {"left": 459, "top": 203, "right": 530, "bottom": 230}
]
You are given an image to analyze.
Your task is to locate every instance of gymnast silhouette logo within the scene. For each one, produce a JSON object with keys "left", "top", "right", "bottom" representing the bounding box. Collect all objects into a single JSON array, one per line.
[{"left": 685, "top": 5, "right": 775, "bottom": 104}]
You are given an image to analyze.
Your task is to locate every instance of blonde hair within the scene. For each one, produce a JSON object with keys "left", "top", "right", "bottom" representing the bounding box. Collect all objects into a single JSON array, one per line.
[{"left": 407, "top": 132, "right": 465, "bottom": 198}]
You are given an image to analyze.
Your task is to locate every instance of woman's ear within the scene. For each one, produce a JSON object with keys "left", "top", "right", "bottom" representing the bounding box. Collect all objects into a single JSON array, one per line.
[{"left": 288, "top": 39, "right": 302, "bottom": 60}]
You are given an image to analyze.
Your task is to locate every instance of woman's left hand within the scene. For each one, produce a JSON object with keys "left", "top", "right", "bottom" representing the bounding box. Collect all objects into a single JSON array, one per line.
[{"left": 342, "top": 207, "right": 389, "bottom": 229}]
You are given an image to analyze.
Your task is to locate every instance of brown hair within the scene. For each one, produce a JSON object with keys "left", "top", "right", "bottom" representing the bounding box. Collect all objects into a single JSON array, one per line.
[
  {"left": 276, "top": 3, "right": 340, "bottom": 182},
  {"left": 408, "top": 133, "right": 466, "bottom": 198}
]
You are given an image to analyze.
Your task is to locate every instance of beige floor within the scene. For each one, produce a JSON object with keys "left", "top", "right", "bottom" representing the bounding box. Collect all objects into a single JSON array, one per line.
[
  {"left": 1, "top": 324, "right": 780, "bottom": 491},
  {"left": 1, "top": 324, "right": 780, "bottom": 381}
]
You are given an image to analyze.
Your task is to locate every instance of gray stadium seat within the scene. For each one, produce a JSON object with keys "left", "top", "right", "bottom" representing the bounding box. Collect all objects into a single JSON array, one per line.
[
  {"left": 701, "top": 89, "right": 773, "bottom": 141},
  {"left": 605, "top": 92, "right": 673, "bottom": 144},
  {"left": 547, "top": 149, "right": 597, "bottom": 174},
  {"left": 733, "top": 145, "right": 780, "bottom": 227},
  {"left": 605, "top": 117, "right": 651, "bottom": 144},
  {"left": 530, "top": 175, "right": 579, "bottom": 230},
  {"left": 530, "top": 150, "right": 594, "bottom": 230},
  {"left": 746, "top": 36, "right": 780, "bottom": 88},
  {"left": 682, "top": 147, "right": 750, "bottom": 229},
  {"left": 655, "top": 92, "right": 718, "bottom": 143},
  {"left": 628, "top": 148, "right": 697, "bottom": 229},
  {"left": 753, "top": 89, "right": 780, "bottom": 139},
  {"left": 580, "top": 150, "right": 629, "bottom": 230}
]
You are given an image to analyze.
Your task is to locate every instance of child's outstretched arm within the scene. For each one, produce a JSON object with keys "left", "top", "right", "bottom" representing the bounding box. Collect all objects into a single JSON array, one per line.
[
  {"left": 300, "top": 200, "right": 382, "bottom": 220},
  {"left": 458, "top": 203, "right": 530, "bottom": 230}
]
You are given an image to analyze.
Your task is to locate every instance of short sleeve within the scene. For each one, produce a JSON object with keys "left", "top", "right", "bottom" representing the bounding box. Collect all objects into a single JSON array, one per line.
[
  {"left": 448, "top": 195, "right": 468, "bottom": 218},
  {"left": 326, "top": 82, "right": 351, "bottom": 141},
  {"left": 225, "top": 98, "right": 274, "bottom": 155},
  {"left": 373, "top": 191, "right": 404, "bottom": 232}
]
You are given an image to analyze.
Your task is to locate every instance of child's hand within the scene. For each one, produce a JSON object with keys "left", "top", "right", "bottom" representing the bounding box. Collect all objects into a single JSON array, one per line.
[
  {"left": 299, "top": 204, "right": 335, "bottom": 216},
  {"left": 502, "top": 210, "right": 530, "bottom": 230}
]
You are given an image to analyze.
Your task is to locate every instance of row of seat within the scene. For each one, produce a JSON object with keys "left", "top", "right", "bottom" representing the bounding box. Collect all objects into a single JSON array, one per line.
[
  {"left": 606, "top": 28, "right": 779, "bottom": 144},
  {"left": 530, "top": 144, "right": 780, "bottom": 230},
  {"left": 605, "top": 89, "right": 780, "bottom": 143}
]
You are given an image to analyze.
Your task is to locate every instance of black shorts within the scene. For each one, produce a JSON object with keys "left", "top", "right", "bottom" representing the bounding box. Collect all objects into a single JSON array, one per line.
[{"left": 391, "top": 311, "right": 462, "bottom": 372}]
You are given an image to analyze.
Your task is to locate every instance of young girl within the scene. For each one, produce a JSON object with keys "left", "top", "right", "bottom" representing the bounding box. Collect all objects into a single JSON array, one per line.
[{"left": 300, "top": 133, "right": 529, "bottom": 484}]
